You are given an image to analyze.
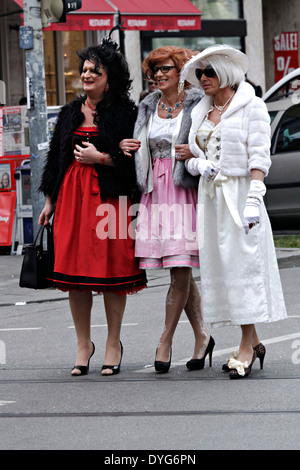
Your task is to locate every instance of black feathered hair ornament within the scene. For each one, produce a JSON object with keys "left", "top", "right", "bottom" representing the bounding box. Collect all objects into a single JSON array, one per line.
[{"left": 100, "top": 19, "right": 127, "bottom": 54}]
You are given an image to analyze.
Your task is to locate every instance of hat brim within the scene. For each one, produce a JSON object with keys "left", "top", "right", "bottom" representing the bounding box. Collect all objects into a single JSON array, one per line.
[{"left": 180, "top": 45, "right": 249, "bottom": 88}]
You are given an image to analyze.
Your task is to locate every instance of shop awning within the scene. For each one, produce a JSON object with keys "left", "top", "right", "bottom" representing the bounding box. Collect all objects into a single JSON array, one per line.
[
  {"left": 13, "top": 0, "right": 115, "bottom": 31},
  {"left": 13, "top": 0, "right": 201, "bottom": 31},
  {"left": 108, "top": 0, "right": 202, "bottom": 31}
]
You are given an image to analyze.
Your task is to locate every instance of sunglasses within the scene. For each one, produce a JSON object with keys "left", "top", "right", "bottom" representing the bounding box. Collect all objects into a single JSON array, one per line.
[
  {"left": 152, "top": 65, "right": 176, "bottom": 75},
  {"left": 148, "top": 81, "right": 158, "bottom": 86},
  {"left": 195, "top": 65, "right": 217, "bottom": 80}
]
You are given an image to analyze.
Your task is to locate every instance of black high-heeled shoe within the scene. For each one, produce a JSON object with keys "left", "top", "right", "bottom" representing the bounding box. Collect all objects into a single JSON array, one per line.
[
  {"left": 222, "top": 342, "right": 266, "bottom": 372},
  {"left": 71, "top": 341, "right": 95, "bottom": 376},
  {"left": 186, "top": 336, "right": 215, "bottom": 371},
  {"left": 154, "top": 346, "right": 172, "bottom": 373},
  {"left": 101, "top": 341, "right": 123, "bottom": 376}
]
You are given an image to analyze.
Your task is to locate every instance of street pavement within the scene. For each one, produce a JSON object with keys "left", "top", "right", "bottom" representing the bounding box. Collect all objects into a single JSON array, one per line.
[{"left": 0, "top": 248, "right": 300, "bottom": 452}]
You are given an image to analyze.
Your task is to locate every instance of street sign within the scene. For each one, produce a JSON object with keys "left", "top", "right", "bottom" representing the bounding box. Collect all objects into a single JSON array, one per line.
[{"left": 19, "top": 26, "right": 34, "bottom": 50}]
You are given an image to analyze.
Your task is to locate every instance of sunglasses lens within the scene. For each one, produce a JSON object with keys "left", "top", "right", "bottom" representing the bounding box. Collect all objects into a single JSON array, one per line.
[
  {"left": 195, "top": 66, "right": 216, "bottom": 81},
  {"left": 195, "top": 69, "right": 203, "bottom": 80},
  {"left": 204, "top": 66, "right": 216, "bottom": 78}
]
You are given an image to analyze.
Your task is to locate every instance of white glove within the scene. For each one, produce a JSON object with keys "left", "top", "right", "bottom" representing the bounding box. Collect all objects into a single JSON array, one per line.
[
  {"left": 243, "top": 180, "right": 266, "bottom": 234},
  {"left": 185, "top": 158, "right": 220, "bottom": 182}
]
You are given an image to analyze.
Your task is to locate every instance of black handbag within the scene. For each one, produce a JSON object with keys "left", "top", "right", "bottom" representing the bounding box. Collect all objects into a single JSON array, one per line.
[{"left": 19, "top": 224, "right": 54, "bottom": 289}]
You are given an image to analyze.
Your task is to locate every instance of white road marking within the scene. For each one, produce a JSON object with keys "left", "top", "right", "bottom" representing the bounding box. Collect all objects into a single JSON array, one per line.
[
  {"left": 0, "top": 401, "right": 15, "bottom": 407},
  {"left": 0, "top": 328, "right": 42, "bottom": 331},
  {"left": 68, "top": 323, "right": 139, "bottom": 329}
]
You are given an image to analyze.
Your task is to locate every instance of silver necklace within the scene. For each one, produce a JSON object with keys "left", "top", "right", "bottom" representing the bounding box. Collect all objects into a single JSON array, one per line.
[
  {"left": 213, "top": 91, "right": 235, "bottom": 114},
  {"left": 161, "top": 93, "right": 186, "bottom": 119}
]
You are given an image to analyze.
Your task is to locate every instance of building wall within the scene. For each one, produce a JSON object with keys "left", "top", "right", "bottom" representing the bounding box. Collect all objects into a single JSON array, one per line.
[
  {"left": 243, "top": 0, "right": 266, "bottom": 93},
  {"left": 263, "top": 0, "right": 300, "bottom": 89},
  {"left": 124, "top": 31, "right": 143, "bottom": 104}
]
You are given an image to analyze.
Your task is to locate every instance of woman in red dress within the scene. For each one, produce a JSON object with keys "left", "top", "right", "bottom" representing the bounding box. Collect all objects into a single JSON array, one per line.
[{"left": 38, "top": 34, "right": 147, "bottom": 376}]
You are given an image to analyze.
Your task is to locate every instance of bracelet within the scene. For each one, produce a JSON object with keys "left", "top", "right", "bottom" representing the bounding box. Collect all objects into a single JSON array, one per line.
[{"left": 100, "top": 156, "right": 105, "bottom": 165}]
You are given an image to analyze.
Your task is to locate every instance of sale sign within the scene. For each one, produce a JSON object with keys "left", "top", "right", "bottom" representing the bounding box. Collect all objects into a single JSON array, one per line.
[
  {"left": 0, "top": 191, "right": 16, "bottom": 246},
  {"left": 273, "top": 32, "right": 299, "bottom": 82}
]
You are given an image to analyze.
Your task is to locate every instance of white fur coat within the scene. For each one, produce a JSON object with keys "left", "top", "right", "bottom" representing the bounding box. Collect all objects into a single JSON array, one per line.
[{"left": 188, "top": 81, "right": 271, "bottom": 176}]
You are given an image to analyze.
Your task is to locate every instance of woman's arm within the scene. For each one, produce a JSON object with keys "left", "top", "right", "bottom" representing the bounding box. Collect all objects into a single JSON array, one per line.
[{"left": 38, "top": 195, "right": 53, "bottom": 226}]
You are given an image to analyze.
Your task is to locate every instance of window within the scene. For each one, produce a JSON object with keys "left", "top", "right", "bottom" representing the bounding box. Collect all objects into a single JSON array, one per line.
[
  {"left": 152, "top": 36, "right": 242, "bottom": 55},
  {"left": 43, "top": 31, "right": 86, "bottom": 105},
  {"left": 275, "top": 104, "right": 300, "bottom": 153},
  {"left": 191, "top": 0, "right": 241, "bottom": 19},
  {"left": 63, "top": 31, "right": 85, "bottom": 104},
  {"left": 265, "top": 76, "right": 300, "bottom": 103},
  {"left": 43, "top": 31, "right": 58, "bottom": 106},
  {"left": 269, "top": 111, "right": 278, "bottom": 125}
]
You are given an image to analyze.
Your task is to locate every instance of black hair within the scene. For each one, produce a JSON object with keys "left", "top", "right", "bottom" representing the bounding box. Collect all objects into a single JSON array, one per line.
[{"left": 76, "top": 39, "right": 132, "bottom": 108}]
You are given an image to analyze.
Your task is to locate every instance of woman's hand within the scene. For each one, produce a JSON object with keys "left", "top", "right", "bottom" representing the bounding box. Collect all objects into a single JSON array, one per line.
[
  {"left": 119, "top": 139, "right": 141, "bottom": 157},
  {"left": 74, "top": 142, "right": 113, "bottom": 166},
  {"left": 174, "top": 144, "right": 194, "bottom": 160},
  {"left": 38, "top": 196, "right": 53, "bottom": 226}
]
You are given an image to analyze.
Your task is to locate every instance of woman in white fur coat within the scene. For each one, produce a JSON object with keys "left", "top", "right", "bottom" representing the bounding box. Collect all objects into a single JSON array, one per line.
[{"left": 180, "top": 45, "right": 287, "bottom": 379}]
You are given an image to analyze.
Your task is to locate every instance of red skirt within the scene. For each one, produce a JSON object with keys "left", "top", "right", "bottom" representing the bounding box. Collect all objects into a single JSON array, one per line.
[{"left": 51, "top": 159, "right": 147, "bottom": 294}]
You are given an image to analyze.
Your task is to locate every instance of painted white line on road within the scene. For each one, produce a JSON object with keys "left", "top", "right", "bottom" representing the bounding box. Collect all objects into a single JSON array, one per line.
[
  {"left": 136, "top": 332, "right": 300, "bottom": 373},
  {"left": 0, "top": 328, "right": 42, "bottom": 331},
  {"left": 0, "top": 401, "right": 15, "bottom": 407},
  {"left": 68, "top": 323, "right": 139, "bottom": 329}
]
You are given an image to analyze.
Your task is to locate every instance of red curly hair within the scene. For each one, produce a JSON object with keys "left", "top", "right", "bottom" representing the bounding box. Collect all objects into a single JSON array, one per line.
[{"left": 143, "top": 46, "right": 198, "bottom": 80}]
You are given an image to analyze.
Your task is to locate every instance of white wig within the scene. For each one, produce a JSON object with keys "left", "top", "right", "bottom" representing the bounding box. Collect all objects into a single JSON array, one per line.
[{"left": 179, "top": 44, "right": 249, "bottom": 91}]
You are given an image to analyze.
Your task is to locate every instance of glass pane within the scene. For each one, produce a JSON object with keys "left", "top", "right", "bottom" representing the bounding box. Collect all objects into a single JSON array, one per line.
[
  {"left": 265, "top": 76, "right": 300, "bottom": 102},
  {"left": 191, "top": 0, "right": 241, "bottom": 19},
  {"left": 62, "top": 31, "right": 85, "bottom": 103},
  {"left": 269, "top": 111, "right": 278, "bottom": 124},
  {"left": 43, "top": 31, "right": 58, "bottom": 106},
  {"left": 151, "top": 36, "right": 242, "bottom": 56},
  {"left": 276, "top": 105, "right": 300, "bottom": 153}
]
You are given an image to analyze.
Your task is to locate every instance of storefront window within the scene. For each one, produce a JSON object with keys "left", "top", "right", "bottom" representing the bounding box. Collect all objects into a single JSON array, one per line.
[
  {"left": 191, "top": 0, "right": 241, "bottom": 19},
  {"left": 43, "top": 31, "right": 58, "bottom": 106},
  {"left": 152, "top": 36, "right": 242, "bottom": 54},
  {"left": 63, "top": 31, "right": 85, "bottom": 103},
  {"left": 43, "top": 31, "right": 86, "bottom": 105}
]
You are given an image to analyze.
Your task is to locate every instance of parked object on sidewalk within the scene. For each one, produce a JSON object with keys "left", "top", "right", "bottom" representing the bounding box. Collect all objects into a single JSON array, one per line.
[{"left": 19, "top": 224, "right": 54, "bottom": 289}]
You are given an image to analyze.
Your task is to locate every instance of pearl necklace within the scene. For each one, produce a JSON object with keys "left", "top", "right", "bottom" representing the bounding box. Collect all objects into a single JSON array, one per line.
[
  {"left": 161, "top": 93, "right": 186, "bottom": 119},
  {"left": 86, "top": 99, "right": 97, "bottom": 116},
  {"left": 213, "top": 91, "right": 235, "bottom": 115}
]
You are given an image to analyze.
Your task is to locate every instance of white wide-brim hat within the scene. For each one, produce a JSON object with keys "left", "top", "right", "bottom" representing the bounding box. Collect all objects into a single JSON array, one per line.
[{"left": 179, "top": 44, "right": 249, "bottom": 89}]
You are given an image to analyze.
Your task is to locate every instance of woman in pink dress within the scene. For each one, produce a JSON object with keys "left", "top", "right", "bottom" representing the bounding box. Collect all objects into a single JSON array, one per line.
[{"left": 121, "top": 46, "right": 214, "bottom": 372}]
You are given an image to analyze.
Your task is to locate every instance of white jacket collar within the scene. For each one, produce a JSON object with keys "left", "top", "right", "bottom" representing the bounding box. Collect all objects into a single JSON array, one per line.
[
  {"left": 191, "top": 81, "right": 255, "bottom": 125},
  {"left": 222, "top": 81, "right": 255, "bottom": 118}
]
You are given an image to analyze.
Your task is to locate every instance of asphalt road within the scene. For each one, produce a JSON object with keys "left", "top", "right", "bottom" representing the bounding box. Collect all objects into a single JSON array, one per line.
[{"left": 0, "top": 250, "right": 300, "bottom": 452}]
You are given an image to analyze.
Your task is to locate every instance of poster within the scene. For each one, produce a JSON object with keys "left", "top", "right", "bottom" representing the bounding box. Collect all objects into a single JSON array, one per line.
[
  {"left": 0, "top": 191, "right": 16, "bottom": 246},
  {"left": 273, "top": 32, "right": 299, "bottom": 82},
  {"left": 0, "top": 163, "right": 11, "bottom": 190},
  {"left": 0, "top": 108, "right": 3, "bottom": 156},
  {"left": 0, "top": 106, "right": 29, "bottom": 156}
]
